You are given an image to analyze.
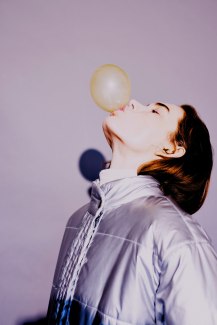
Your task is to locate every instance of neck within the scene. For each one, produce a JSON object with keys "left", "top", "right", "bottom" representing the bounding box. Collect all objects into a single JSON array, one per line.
[{"left": 109, "top": 142, "right": 155, "bottom": 171}]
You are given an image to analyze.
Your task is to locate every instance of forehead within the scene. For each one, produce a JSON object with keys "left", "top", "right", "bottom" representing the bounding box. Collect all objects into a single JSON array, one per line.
[{"left": 161, "top": 102, "right": 184, "bottom": 119}]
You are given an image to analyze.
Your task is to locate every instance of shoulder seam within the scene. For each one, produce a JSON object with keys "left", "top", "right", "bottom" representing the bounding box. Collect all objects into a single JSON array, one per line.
[
  {"left": 162, "top": 240, "right": 213, "bottom": 264},
  {"left": 164, "top": 196, "right": 200, "bottom": 241}
]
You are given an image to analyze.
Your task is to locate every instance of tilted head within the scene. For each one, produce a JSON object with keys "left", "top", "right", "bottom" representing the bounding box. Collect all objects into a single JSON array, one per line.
[{"left": 103, "top": 100, "right": 213, "bottom": 214}]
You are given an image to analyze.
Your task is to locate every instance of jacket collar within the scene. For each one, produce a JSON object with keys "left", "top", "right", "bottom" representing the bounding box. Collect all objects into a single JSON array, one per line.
[{"left": 88, "top": 175, "right": 163, "bottom": 215}]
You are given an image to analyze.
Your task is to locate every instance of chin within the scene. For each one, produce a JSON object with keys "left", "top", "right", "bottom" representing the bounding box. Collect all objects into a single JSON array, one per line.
[
  {"left": 102, "top": 117, "right": 110, "bottom": 133},
  {"left": 102, "top": 119, "right": 113, "bottom": 149},
  {"left": 102, "top": 115, "right": 115, "bottom": 132}
]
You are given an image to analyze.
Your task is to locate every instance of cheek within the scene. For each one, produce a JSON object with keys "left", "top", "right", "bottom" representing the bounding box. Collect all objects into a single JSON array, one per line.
[{"left": 127, "top": 125, "right": 170, "bottom": 151}]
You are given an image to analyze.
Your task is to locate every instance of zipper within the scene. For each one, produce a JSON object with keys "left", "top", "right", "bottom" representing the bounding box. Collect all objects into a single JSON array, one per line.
[{"left": 94, "top": 211, "right": 103, "bottom": 227}]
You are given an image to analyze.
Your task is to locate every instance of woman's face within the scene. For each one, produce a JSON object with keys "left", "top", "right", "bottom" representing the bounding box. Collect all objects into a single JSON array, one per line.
[{"left": 102, "top": 99, "right": 185, "bottom": 158}]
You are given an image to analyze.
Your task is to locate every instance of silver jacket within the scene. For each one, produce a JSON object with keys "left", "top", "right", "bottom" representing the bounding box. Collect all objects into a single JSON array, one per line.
[{"left": 47, "top": 175, "right": 217, "bottom": 324}]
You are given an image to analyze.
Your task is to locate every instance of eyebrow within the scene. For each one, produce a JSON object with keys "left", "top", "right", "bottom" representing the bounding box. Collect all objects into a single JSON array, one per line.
[{"left": 155, "top": 102, "right": 170, "bottom": 112}]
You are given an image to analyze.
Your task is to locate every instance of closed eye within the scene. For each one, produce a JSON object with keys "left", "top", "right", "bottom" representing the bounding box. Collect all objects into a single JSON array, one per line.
[{"left": 152, "top": 109, "right": 159, "bottom": 114}]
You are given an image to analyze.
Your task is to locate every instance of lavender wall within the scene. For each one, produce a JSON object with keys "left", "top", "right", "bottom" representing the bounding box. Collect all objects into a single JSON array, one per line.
[{"left": 0, "top": 1, "right": 217, "bottom": 324}]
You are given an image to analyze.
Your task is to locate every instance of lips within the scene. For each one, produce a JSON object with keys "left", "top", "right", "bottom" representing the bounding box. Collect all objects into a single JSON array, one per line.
[
  {"left": 119, "top": 106, "right": 126, "bottom": 111},
  {"left": 109, "top": 106, "right": 126, "bottom": 116},
  {"left": 109, "top": 111, "right": 116, "bottom": 116}
]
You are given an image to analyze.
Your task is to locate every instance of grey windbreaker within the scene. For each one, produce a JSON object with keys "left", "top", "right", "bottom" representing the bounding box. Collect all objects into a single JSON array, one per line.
[{"left": 47, "top": 175, "right": 217, "bottom": 324}]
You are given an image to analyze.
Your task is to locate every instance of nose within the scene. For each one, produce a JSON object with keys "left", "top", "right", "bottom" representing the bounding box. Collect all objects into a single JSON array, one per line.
[
  {"left": 127, "top": 99, "right": 137, "bottom": 111},
  {"left": 127, "top": 99, "right": 147, "bottom": 111}
]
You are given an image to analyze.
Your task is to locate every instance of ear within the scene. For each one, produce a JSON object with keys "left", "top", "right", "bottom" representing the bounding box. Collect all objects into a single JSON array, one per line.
[{"left": 161, "top": 145, "right": 186, "bottom": 158}]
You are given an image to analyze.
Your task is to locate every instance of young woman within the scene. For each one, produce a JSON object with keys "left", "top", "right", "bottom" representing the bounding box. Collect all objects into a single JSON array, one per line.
[{"left": 47, "top": 100, "right": 217, "bottom": 324}]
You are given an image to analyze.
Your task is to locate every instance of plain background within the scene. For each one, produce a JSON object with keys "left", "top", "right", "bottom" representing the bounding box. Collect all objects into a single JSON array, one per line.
[{"left": 0, "top": 1, "right": 217, "bottom": 324}]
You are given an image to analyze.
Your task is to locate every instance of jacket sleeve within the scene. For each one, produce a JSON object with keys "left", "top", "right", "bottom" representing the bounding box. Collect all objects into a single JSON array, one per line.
[{"left": 155, "top": 241, "right": 217, "bottom": 325}]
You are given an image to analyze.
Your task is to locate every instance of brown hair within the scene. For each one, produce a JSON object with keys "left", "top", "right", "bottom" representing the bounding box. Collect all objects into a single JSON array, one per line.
[{"left": 137, "top": 104, "right": 213, "bottom": 214}]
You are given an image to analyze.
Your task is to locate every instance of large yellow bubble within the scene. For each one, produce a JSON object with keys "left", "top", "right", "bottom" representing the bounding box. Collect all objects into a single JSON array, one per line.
[{"left": 90, "top": 64, "right": 131, "bottom": 112}]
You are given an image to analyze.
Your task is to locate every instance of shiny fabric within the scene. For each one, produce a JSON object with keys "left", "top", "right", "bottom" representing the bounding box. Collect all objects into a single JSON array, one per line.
[{"left": 47, "top": 175, "right": 217, "bottom": 324}]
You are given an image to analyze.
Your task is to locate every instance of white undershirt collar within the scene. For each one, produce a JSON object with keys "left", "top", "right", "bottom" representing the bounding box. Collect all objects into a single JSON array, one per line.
[{"left": 99, "top": 168, "right": 137, "bottom": 186}]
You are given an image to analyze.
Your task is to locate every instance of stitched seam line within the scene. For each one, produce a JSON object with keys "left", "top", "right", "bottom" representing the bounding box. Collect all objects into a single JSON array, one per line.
[
  {"left": 72, "top": 297, "right": 138, "bottom": 325},
  {"left": 163, "top": 196, "right": 198, "bottom": 240},
  {"left": 65, "top": 228, "right": 153, "bottom": 250},
  {"left": 162, "top": 240, "right": 212, "bottom": 263},
  {"left": 96, "top": 231, "right": 153, "bottom": 250}
]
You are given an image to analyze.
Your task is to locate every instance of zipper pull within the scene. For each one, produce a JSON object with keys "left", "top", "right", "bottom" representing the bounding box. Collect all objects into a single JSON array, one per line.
[{"left": 94, "top": 211, "right": 103, "bottom": 227}]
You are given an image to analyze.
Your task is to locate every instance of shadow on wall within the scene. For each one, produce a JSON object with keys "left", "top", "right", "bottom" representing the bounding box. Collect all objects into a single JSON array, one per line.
[
  {"left": 17, "top": 315, "right": 47, "bottom": 325},
  {"left": 79, "top": 148, "right": 107, "bottom": 196}
]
